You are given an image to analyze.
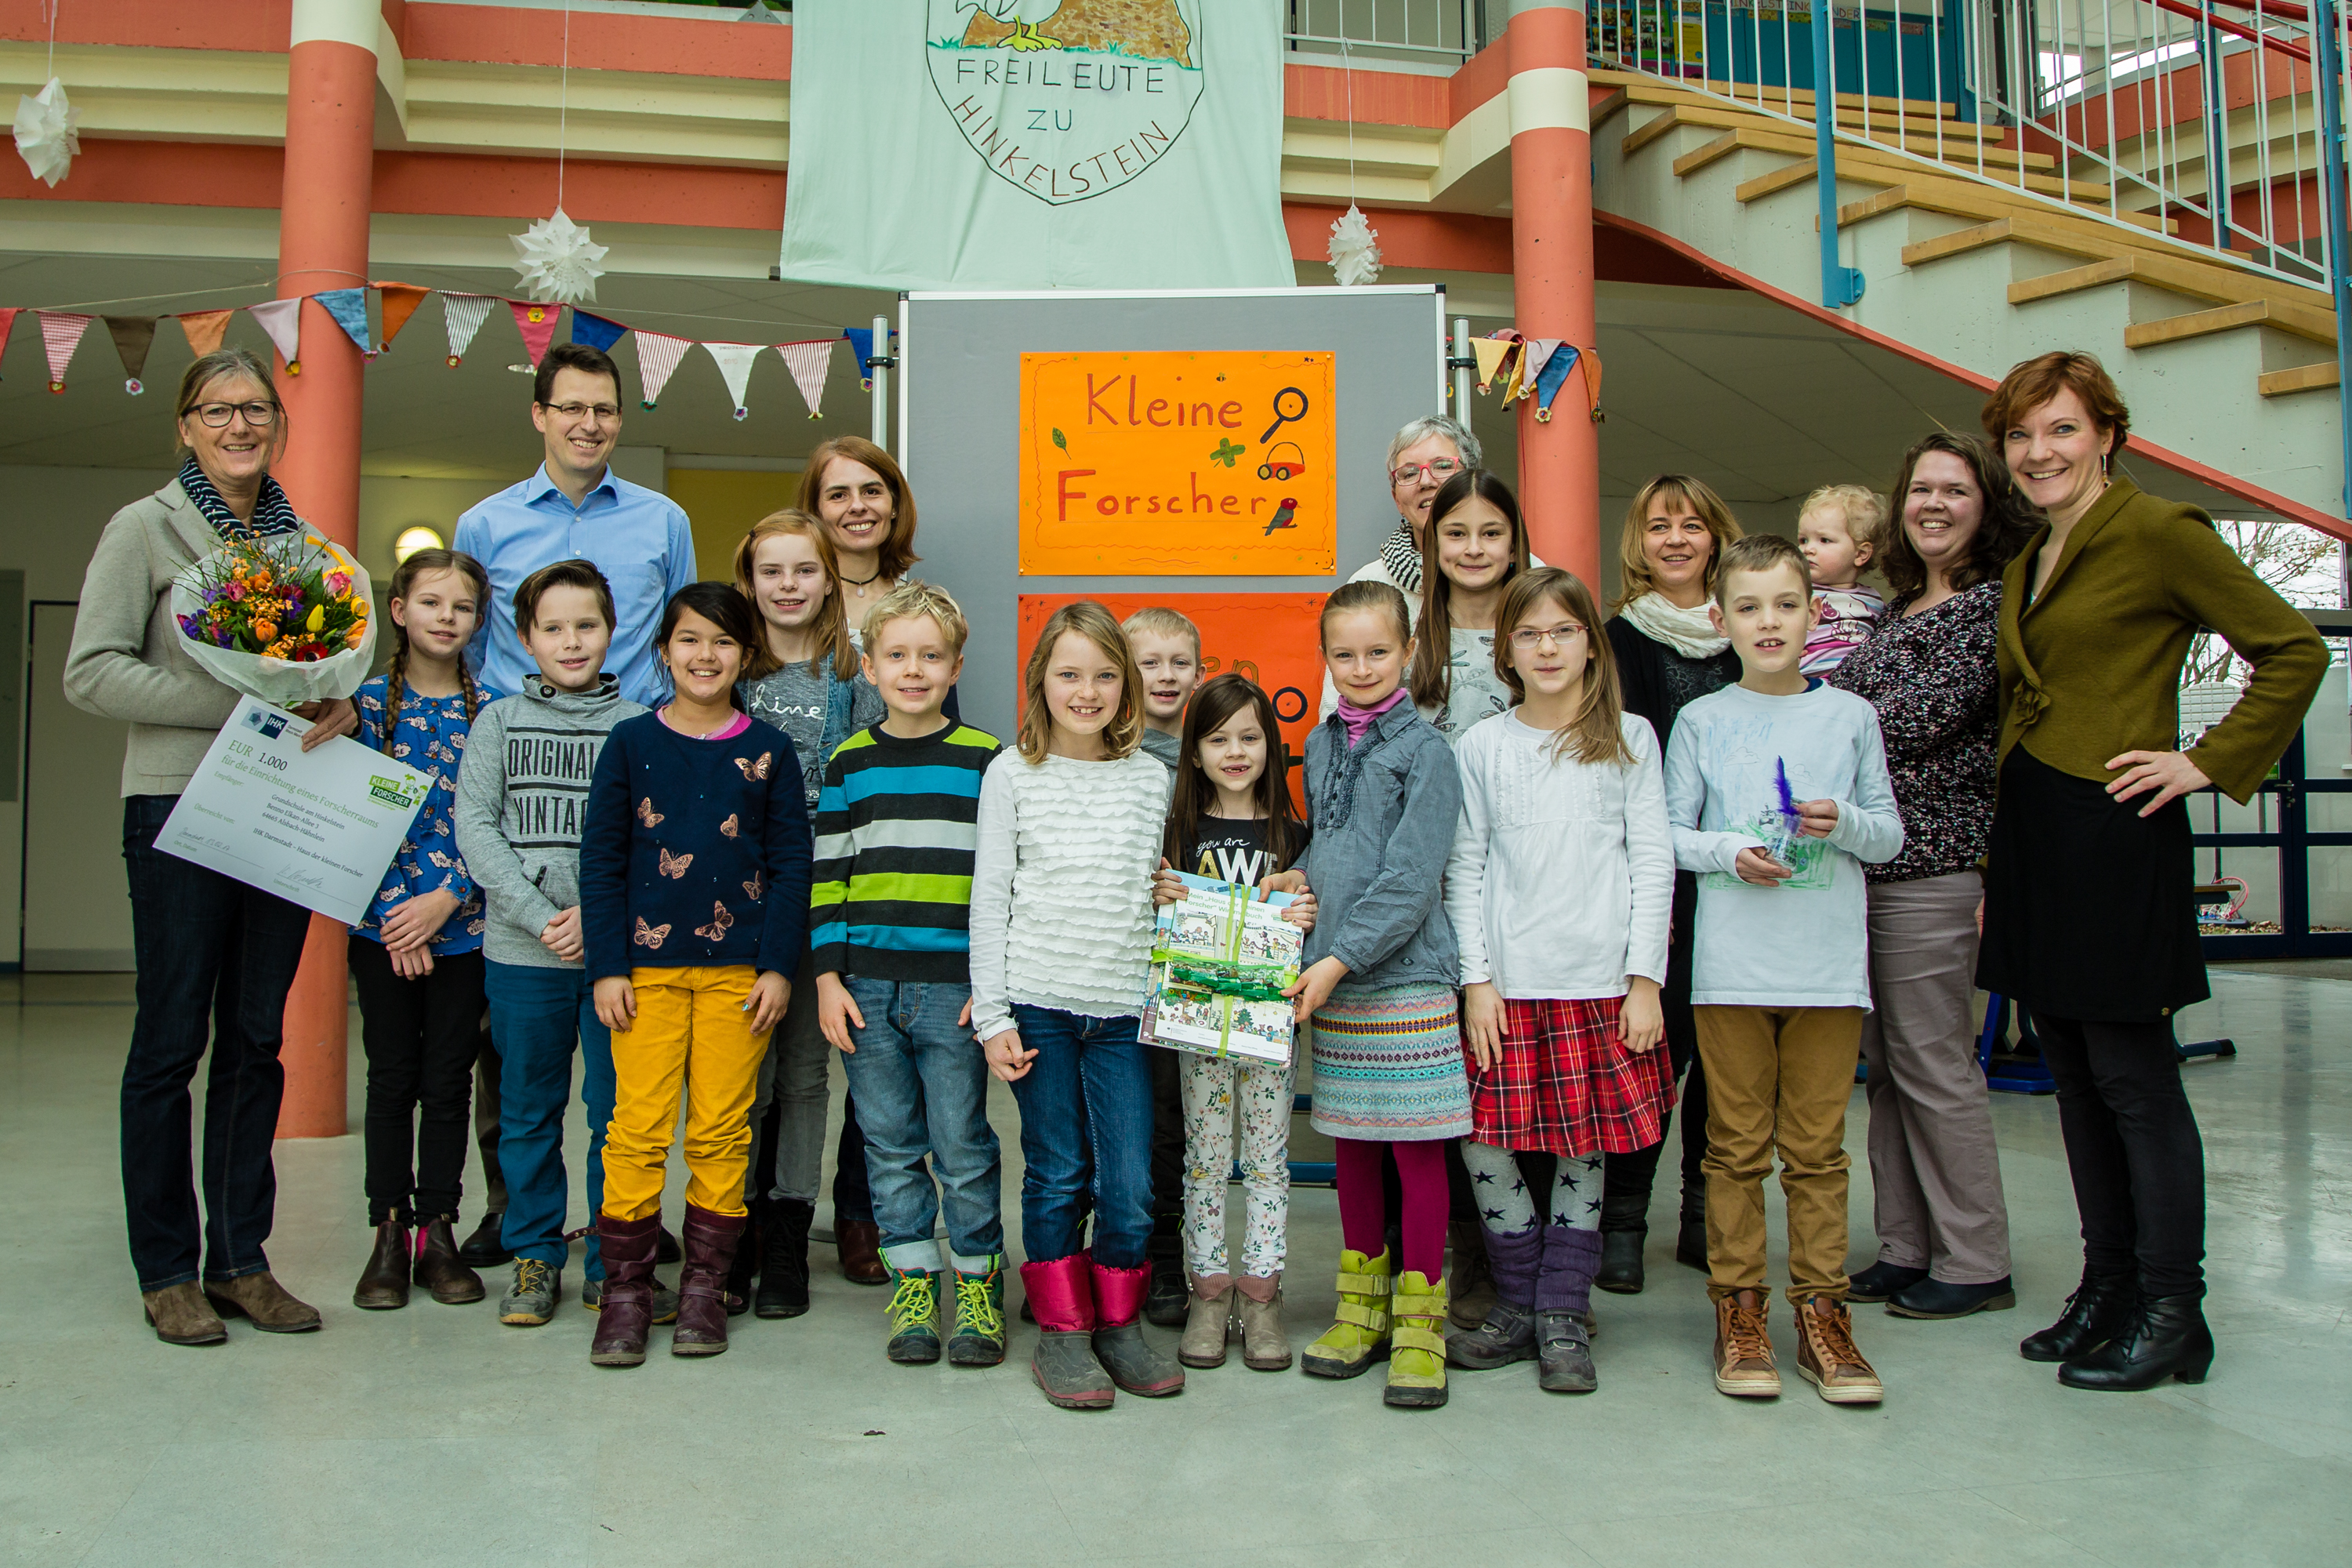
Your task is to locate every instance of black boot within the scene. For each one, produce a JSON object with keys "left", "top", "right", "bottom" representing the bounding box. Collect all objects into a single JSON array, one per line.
[
  {"left": 1673, "top": 1185, "right": 1708, "bottom": 1272},
  {"left": 755, "top": 1197, "right": 815, "bottom": 1319},
  {"left": 1144, "top": 1234, "right": 1189, "bottom": 1329},
  {"left": 2020, "top": 1270, "right": 2136, "bottom": 1363},
  {"left": 1594, "top": 1192, "right": 1647, "bottom": 1296},
  {"left": 457, "top": 1210, "right": 512, "bottom": 1267},
  {"left": 2058, "top": 1294, "right": 2213, "bottom": 1391},
  {"left": 724, "top": 1202, "right": 761, "bottom": 1317}
]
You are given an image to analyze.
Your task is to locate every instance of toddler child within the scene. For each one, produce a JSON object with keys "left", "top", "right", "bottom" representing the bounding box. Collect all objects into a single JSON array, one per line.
[
  {"left": 732, "top": 509, "right": 887, "bottom": 1316},
  {"left": 1149, "top": 673, "right": 1317, "bottom": 1373},
  {"left": 971, "top": 601, "right": 1181, "bottom": 1410},
  {"left": 1795, "top": 483, "right": 1887, "bottom": 675},
  {"left": 578, "top": 583, "right": 813, "bottom": 1367},
  {"left": 1123, "top": 604, "right": 1206, "bottom": 1324},
  {"left": 452, "top": 559, "right": 659, "bottom": 1327},
  {"left": 811, "top": 581, "right": 1008, "bottom": 1367},
  {"left": 1294, "top": 579, "right": 1469, "bottom": 1410},
  {"left": 1664, "top": 532, "right": 1903, "bottom": 1405},
  {"left": 1444, "top": 568, "right": 1677, "bottom": 1396},
  {"left": 349, "top": 548, "right": 499, "bottom": 1312}
]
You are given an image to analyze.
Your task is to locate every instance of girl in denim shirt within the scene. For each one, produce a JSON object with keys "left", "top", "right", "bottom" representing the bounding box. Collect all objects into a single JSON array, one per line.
[
  {"left": 348, "top": 549, "right": 499, "bottom": 1313},
  {"left": 1290, "top": 579, "right": 1469, "bottom": 1410}
]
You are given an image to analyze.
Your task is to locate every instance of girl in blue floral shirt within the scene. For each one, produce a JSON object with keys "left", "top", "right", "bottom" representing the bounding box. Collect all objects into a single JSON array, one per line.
[{"left": 348, "top": 549, "right": 503, "bottom": 1312}]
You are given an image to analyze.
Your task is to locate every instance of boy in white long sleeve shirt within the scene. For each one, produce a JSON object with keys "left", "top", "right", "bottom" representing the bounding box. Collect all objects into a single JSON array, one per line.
[{"left": 1663, "top": 534, "right": 1904, "bottom": 1408}]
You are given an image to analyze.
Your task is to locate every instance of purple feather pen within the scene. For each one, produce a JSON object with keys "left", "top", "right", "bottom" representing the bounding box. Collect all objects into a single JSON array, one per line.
[{"left": 1770, "top": 757, "right": 1802, "bottom": 869}]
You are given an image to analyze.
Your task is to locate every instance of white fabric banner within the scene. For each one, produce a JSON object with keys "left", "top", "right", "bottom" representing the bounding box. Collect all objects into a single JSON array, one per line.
[{"left": 779, "top": 0, "right": 1293, "bottom": 292}]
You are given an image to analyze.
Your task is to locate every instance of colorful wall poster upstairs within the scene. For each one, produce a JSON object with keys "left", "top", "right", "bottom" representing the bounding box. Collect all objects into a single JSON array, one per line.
[{"left": 1017, "top": 350, "right": 1338, "bottom": 575}]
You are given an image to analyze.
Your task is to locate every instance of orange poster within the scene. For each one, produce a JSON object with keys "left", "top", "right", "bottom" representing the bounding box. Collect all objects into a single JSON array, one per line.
[
  {"left": 1018, "top": 350, "right": 1338, "bottom": 575},
  {"left": 1017, "top": 593, "right": 1327, "bottom": 811}
]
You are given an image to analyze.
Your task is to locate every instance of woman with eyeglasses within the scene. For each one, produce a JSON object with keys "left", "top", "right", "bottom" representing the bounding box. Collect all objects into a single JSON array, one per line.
[{"left": 64, "top": 346, "right": 361, "bottom": 1347}]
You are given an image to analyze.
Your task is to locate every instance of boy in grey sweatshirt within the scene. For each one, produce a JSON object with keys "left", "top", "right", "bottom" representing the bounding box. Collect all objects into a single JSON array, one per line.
[{"left": 450, "top": 560, "right": 649, "bottom": 1324}]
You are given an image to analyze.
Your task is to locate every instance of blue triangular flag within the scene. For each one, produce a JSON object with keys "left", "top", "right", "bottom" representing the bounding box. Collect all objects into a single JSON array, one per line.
[
  {"left": 315, "top": 288, "right": 372, "bottom": 354},
  {"left": 571, "top": 311, "right": 626, "bottom": 353},
  {"left": 844, "top": 327, "right": 875, "bottom": 390},
  {"left": 1533, "top": 344, "right": 1579, "bottom": 419}
]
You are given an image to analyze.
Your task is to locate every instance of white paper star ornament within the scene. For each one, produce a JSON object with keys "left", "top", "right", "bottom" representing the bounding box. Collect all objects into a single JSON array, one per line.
[
  {"left": 1327, "top": 204, "right": 1384, "bottom": 288},
  {"left": 14, "top": 78, "right": 81, "bottom": 188},
  {"left": 509, "top": 208, "right": 609, "bottom": 306}
]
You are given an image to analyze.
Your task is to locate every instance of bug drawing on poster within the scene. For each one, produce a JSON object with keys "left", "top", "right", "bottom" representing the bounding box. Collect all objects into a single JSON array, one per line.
[
  {"left": 1018, "top": 350, "right": 1338, "bottom": 575},
  {"left": 1141, "top": 873, "right": 1304, "bottom": 1065}
]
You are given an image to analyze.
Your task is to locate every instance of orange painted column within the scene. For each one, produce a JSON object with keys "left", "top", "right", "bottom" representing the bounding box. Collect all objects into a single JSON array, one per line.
[
  {"left": 273, "top": 1, "right": 380, "bottom": 1139},
  {"left": 1506, "top": 0, "right": 1603, "bottom": 588}
]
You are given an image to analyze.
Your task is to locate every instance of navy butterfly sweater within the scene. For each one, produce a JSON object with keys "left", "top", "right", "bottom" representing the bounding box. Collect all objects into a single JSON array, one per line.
[{"left": 579, "top": 711, "right": 814, "bottom": 982}]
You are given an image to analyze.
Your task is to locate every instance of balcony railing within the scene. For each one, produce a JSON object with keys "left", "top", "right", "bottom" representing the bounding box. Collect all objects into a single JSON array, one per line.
[{"left": 1282, "top": 1, "right": 1491, "bottom": 65}]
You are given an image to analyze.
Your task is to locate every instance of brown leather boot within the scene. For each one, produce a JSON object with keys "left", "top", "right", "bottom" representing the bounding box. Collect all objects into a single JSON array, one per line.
[
  {"left": 143, "top": 1281, "right": 227, "bottom": 1345},
  {"left": 412, "top": 1215, "right": 487, "bottom": 1305},
  {"left": 353, "top": 1221, "right": 412, "bottom": 1310},
  {"left": 589, "top": 1212, "right": 661, "bottom": 1368},
  {"left": 1794, "top": 1294, "right": 1884, "bottom": 1404},
  {"left": 205, "top": 1272, "right": 322, "bottom": 1334},
  {"left": 837, "top": 1218, "right": 887, "bottom": 1285},
  {"left": 1712, "top": 1289, "right": 1780, "bottom": 1398},
  {"left": 673, "top": 1205, "right": 749, "bottom": 1356}
]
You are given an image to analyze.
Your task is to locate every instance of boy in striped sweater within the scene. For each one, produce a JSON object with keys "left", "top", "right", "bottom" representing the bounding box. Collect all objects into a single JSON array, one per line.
[{"left": 811, "top": 582, "right": 1008, "bottom": 1367}]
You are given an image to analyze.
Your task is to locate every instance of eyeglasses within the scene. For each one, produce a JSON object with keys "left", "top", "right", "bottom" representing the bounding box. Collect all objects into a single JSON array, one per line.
[
  {"left": 1508, "top": 623, "right": 1588, "bottom": 650},
  {"left": 540, "top": 401, "right": 622, "bottom": 422},
  {"left": 191, "top": 401, "right": 279, "bottom": 428},
  {"left": 1390, "top": 458, "right": 1463, "bottom": 485}
]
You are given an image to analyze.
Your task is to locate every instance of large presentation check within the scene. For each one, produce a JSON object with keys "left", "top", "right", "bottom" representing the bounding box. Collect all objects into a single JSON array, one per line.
[{"left": 159, "top": 696, "right": 432, "bottom": 925}]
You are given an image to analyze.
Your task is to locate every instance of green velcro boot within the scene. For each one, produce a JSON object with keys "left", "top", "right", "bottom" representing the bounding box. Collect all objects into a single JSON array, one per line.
[
  {"left": 948, "top": 1259, "right": 1007, "bottom": 1367},
  {"left": 885, "top": 1267, "right": 943, "bottom": 1365},
  {"left": 1301, "top": 1248, "right": 1392, "bottom": 1380},
  {"left": 1385, "top": 1270, "right": 1450, "bottom": 1409}
]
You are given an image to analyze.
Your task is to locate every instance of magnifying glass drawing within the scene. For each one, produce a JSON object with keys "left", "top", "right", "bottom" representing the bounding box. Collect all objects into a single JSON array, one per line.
[{"left": 1259, "top": 387, "right": 1309, "bottom": 444}]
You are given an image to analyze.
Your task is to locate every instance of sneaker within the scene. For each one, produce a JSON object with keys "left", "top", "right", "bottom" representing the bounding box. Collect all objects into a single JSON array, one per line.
[
  {"left": 583, "top": 1275, "right": 681, "bottom": 1325},
  {"left": 1536, "top": 1309, "right": 1597, "bottom": 1393},
  {"left": 499, "top": 1260, "right": 561, "bottom": 1326},
  {"left": 948, "top": 1261, "right": 1007, "bottom": 1367},
  {"left": 1794, "top": 1295, "right": 1884, "bottom": 1404},
  {"left": 1712, "top": 1290, "right": 1780, "bottom": 1397},
  {"left": 886, "top": 1267, "right": 943, "bottom": 1364},
  {"left": 1446, "top": 1298, "right": 1536, "bottom": 1370}
]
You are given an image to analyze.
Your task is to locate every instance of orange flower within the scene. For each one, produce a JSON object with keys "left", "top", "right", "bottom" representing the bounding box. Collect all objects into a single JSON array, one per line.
[
  {"left": 254, "top": 620, "right": 278, "bottom": 644},
  {"left": 344, "top": 624, "right": 367, "bottom": 649}
]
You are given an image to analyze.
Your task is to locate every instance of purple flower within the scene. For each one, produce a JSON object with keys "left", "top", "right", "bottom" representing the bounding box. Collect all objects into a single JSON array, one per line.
[
  {"left": 214, "top": 627, "right": 233, "bottom": 647},
  {"left": 177, "top": 614, "right": 198, "bottom": 637}
]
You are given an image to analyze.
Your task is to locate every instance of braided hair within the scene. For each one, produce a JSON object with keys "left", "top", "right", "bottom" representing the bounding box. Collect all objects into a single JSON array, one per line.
[{"left": 380, "top": 547, "right": 491, "bottom": 753}]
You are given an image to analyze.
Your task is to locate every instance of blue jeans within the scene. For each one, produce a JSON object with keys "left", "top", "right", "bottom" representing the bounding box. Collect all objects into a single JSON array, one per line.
[
  {"left": 1005, "top": 1004, "right": 1153, "bottom": 1270},
  {"left": 840, "top": 978, "right": 1003, "bottom": 1269},
  {"left": 120, "top": 794, "right": 313, "bottom": 1290},
  {"left": 487, "top": 961, "right": 616, "bottom": 1279}
]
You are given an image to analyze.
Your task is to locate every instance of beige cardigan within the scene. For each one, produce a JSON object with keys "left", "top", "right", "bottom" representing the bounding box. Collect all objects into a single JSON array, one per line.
[{"left": 64, "top": 479, "right": 250, "bottom": 797}]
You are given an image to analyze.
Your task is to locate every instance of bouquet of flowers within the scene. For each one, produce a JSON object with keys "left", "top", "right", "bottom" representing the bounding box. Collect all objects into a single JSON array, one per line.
[{"left": 171, "top": 533, "right": 378, "bottom": 706}]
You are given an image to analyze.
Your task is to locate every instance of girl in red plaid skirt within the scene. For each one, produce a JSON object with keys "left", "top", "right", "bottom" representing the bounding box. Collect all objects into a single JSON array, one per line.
[{"left": 1442, "top": 568, "right": 1679, "bottom": 1393}]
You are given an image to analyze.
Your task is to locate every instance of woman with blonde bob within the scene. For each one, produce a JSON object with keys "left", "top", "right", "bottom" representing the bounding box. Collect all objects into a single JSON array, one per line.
[
  {"left": 1446, "top": 567, "right": 1677, "bottom": 1393},
  {"left": 967, "top": 602, "right": 1183, "bottom": 1409},
  {"left": 798, "top": 435, "right": 921, "bottom": 609},
  {"left": 1593, "top": 473, "right": 1745, "bottom": 1294}
]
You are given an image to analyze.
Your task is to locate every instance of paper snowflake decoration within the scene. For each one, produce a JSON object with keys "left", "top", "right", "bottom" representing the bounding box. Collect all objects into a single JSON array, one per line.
[
  {"left": 13, "top": 78, "right": 81, "bottom": 188},
  {"left": 1327, "top": 204, "right": 1383, "bottom": 288},
  {"left": 509, "top": 208, "right": 609, "bottom": 306}
]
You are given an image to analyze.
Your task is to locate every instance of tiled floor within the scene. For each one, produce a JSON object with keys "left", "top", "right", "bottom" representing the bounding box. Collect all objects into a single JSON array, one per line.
[{"left": 0, "top": 964, "right": 2344, "bottom": 1566}]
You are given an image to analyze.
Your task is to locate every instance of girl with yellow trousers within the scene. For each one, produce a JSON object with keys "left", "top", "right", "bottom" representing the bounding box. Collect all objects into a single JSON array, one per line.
[{"left": 578, "top": 583, "right": 814, "bottom": 1367}]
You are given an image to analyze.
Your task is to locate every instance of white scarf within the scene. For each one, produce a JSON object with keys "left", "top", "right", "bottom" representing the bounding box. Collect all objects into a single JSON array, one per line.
[{"left": 1620, "top": 590, "right": 1730, "bottom": 660}]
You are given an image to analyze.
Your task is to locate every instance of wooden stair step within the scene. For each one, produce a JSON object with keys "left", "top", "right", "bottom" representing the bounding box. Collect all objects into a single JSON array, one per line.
[
  {"left": 2258, "top": 361, "right": 2340, "bottom": 396},
  {"left": 1733, "top": 151, "right": 2109, "bottom": 206},
  {"left": 1589, "top": 66, "right": 1958, "bottom": 121},
  {"left": 2007, "top": 254, "right": 2337, "bottom": 342},
  {"left": 1669, "top": 120, "right": 2051, "bottom": 180},
  {"left": 2123, "top": 299, "right": 2300, "bottom": 349}
]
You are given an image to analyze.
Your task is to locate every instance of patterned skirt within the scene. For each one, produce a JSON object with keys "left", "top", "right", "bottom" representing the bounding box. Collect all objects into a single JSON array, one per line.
[
  {"left": 1308, "top": 982, "right": 1472, "bottom": 1142},
  {"left": 1469, "top": 996, "right": 1678, "bottom": 1155}
]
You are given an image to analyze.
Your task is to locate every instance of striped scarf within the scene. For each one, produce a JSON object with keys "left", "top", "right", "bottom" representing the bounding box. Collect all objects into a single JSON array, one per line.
[
  {"left": 1377, "top": 523, "right": 1423, "bottom": 596},
  {"left": 178, "top": 456, "right": 302, "bottom": 542}
]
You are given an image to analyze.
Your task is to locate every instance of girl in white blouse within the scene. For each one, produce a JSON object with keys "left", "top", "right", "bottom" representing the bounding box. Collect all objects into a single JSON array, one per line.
[{"left": 1443, "top": 568, "right": 1679, "bottom": 1395}]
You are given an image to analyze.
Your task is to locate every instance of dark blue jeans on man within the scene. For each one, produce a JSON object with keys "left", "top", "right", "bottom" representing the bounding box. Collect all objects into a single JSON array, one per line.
[
  {"left": 1004, "top": 1004, "right": 1152, "bottom": 1270},
  {"left": 121, "top": 794, "right": 314, "bottom": 1290},
  {"left": 487, "top": 960, "right": 615, "bottom": 1280},
  {"left": 840, "top": 978, "right": 1003, "bottom": 1272}
]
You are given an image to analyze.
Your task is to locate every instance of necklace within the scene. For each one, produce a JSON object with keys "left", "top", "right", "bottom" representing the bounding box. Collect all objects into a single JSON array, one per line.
[{"left": 840, "top": 564, "right": 883, "bottom": 599}]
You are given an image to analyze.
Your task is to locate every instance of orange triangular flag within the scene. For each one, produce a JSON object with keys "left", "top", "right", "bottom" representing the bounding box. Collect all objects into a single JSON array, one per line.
[
  {"left": 372, "top": 282, "right": 431, "bottom": 352},
  {"left": 176, "top": 310, "right": 233, "bottom": 359}
]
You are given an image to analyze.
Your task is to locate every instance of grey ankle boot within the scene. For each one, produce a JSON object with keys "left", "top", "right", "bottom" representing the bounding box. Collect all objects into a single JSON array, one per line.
[
  {"left": 1447, "top": 1298, "right": 1537, "bottom": 1369},
  {"left": 1235, "top": 1283, "right": 1291, "bottom": 1371},
  {"left": 1537, "top": 1310, "right": 1598, "bottom": 1392},
  {"left": 1094, "top": 1322, "right": 1186, "bottom": 1396},
  {"left": 1178, "top": 1281, "right": 1232, "bottom": 1369},
  {"left": 1033, "top": 1331, "right": 1116, "bottom": 1409}
]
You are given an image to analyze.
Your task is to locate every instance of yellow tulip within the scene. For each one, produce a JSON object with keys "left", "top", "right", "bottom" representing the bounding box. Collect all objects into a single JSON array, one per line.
[{"left": 306, "top": 603, "right": 325, "bottom": 633}]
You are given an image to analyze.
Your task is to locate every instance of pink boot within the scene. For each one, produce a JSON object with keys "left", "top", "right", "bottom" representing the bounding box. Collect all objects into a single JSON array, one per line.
[
  {"left": 1091, "top": 1257, "right": 1185, "bottom": 1397},
  {"left": 1022, "top": 1252, "right": 1112, "bottom": 1410}
]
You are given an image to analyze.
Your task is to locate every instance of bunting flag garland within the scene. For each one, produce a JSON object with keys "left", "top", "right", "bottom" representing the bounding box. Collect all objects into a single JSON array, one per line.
[
  {"left": 633, "top": 332, "right": 691, "bottom": 408},
  {"left": 176, "top": 309, "right": 233, "bottom": 359},
  {"left": 441, "top": 292, "right": 496, "bottom": 366},
  {"left": 569, "top": 311, "right": 626, "bottom": 354},
  {"left": 506, "top": 299, "right": 563, "bottom": 368},
  {"left": 314, "top": 288, "right": 373, "bottom": 355},
  {"left": 775, "top": 339, "right": 833, "bottom": 420},
  {"left": 843, "top": 326, "right": 877, "bottom": 391},
  {"left": 38, "top": 310, "right": 91, "bottom": 392},
  {"left": 702, "top": 342, "right": 763, "bottom": 421},
  {"left": 1469, "top": 336, "right": 1511, "bottom": 394},
  {"left": 1531, "top": 344, "right": 1577, "bottom": 423},
  {"left": 0, "top": 307, "right": 17, "bottom": 378},
  {"left": 1519, "top": 339, "right": 1560, "bottom": 389},
  {"left": 1571, "top": 347, "right": 1605, "bottom": 423},
  {"left": 104, "top": 316, "right": 156, "bottom": 394},
  {"left": 247, "top": 296, "right": 303, "bottom": 374},
  {"left": 373, "top": 282, "right": 430, "bottom": 352}
]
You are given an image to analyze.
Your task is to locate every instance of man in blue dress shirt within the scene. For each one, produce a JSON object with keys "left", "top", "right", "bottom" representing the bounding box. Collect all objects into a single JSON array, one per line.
[{"left": 456, "top": 342, "right": 697, "bottom": 706}]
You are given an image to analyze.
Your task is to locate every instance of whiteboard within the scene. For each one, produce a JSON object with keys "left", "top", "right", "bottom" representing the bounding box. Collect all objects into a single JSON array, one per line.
[{"left": 898, "top": 285, "right": 1449, "bottom": 735}]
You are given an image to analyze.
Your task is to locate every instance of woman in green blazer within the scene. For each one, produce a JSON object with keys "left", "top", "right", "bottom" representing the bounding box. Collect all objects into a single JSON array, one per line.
[{"left": 1978, "top": 351, "right": 2325, "bottom": 1392}]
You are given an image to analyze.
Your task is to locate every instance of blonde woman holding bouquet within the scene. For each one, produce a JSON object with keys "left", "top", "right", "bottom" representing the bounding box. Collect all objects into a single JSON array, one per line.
[{"left": 65, "top": 346, "right": 361, "bottom": 1348}]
